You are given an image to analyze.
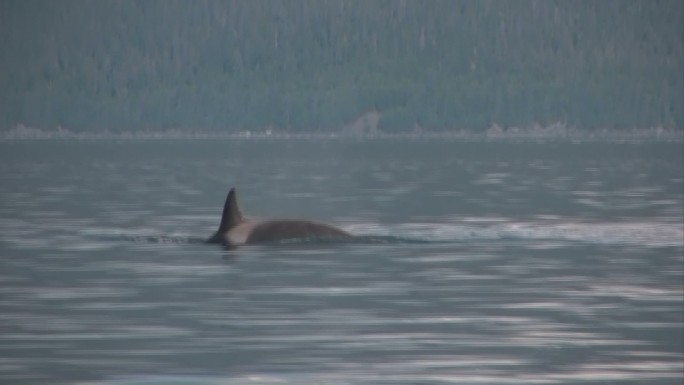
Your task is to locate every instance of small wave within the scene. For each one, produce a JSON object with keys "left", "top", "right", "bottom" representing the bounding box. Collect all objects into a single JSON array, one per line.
[
  {"left": 123, "top": 235, "right": 206, "bottom": 244},
  {"left": 350, "top": 235, "right": 433, "bottom": 245},
  {"left": 78, "top": 228, "right": 207, "bottom": 246},
  {"left": 99, "top": 234, "right": 207, "bottom": 245},
  {"left": 345, "top": 220, "right": 684, "bottom": 247}
]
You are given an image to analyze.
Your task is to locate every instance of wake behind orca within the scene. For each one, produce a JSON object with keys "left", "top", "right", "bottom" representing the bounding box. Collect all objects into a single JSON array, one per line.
[{"left": 207, "top": 188, "right": 352, "bottom": 248}]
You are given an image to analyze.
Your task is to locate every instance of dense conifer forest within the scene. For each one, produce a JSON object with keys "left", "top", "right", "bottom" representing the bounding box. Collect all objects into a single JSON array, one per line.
[{"left": 1, "top": 0, "right": 682, "bottom": 133}]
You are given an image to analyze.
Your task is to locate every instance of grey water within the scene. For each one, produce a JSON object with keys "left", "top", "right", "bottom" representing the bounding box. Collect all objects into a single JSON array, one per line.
[{"left": 0, "top": 138, "right": 682, "bottom": 385}]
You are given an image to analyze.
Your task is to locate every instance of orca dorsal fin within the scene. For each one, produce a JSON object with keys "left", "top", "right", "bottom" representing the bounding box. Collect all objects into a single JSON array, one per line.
[{"left": 218, "top": 187, "right": 244, "bottom": 231}]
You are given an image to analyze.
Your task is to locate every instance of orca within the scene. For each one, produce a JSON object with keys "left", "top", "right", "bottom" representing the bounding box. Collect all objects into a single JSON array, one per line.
[{"left": 207, "top": 188, "right": 351, "bottom": 247}]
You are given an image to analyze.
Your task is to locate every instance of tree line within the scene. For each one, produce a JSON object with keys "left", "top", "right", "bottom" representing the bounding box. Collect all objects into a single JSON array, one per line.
[{"left": 0, "top": 0, "right": 682, "bottom": 132}]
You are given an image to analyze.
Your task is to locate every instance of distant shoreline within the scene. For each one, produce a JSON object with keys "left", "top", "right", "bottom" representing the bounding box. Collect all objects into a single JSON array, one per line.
[{"left": 1, "top": 124, "right": 682, "bottom": 142}]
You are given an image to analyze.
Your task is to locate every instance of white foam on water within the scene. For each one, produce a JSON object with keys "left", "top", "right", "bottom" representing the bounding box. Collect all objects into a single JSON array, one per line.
[{"left": 346, "top": 219, "right": 684, "bottom": 247}]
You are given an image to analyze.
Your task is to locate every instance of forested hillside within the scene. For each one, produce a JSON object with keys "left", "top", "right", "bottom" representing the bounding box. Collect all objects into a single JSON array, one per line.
[{"left": 1, "top": 0, "right": 682, "bottom": 132}]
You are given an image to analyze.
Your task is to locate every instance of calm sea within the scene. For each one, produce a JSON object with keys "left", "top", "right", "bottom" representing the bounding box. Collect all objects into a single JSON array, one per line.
[{"left": 0, "top": 138, "right": 682, "bottom": 385}]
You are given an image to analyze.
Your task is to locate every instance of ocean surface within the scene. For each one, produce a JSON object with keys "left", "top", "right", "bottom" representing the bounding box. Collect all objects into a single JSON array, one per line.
[{"left": 0, "top": 138, "right": 682, "bottom": 385}]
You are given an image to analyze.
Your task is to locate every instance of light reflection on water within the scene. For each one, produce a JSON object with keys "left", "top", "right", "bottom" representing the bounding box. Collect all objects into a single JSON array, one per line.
[{"left": 0, "top": 140, "right": 682, "bottom": 384}]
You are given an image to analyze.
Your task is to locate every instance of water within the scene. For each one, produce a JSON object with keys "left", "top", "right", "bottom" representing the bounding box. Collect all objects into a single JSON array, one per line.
[{"left": 0, "top": 138, "right": 682, "bottom": 384}]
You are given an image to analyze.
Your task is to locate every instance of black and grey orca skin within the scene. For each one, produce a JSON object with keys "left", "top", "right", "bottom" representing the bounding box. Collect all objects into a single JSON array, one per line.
[{"left": 208, "top": 188, "right": 351, "bottom": 247}]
